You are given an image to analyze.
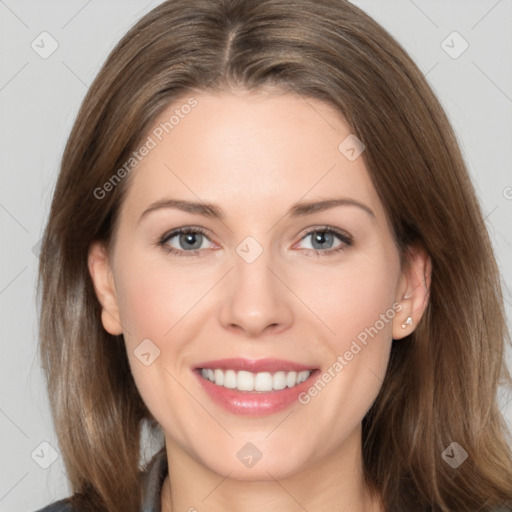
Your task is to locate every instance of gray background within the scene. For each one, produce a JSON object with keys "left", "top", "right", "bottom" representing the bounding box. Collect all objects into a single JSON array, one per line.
[{"left": 1, "top": 0, "right": 511, "bottom": 510}]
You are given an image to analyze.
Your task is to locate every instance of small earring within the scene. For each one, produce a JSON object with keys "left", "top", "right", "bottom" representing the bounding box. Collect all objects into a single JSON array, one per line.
[{"left": 401, "top": 316, "right": 412, "bottom": 329}]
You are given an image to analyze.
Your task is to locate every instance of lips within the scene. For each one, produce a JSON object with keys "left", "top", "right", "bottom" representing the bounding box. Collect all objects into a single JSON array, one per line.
[
  {"left": 194, "top": 357, "right": 315, "bottom": 373},
  {"left": 193, "top": 358, "right": 319, "bottom": 416}
]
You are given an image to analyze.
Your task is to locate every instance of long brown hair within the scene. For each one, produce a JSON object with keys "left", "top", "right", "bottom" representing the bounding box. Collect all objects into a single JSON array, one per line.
[{"left": 38, "top": 0, "right": 512, "bottom": 510}]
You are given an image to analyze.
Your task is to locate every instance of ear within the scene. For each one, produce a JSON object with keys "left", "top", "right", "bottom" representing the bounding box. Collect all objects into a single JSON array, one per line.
[
  {"left": 88, "top": 241, "right": 123, "bottom": 335},
  {"left": 392, "top": 244, "right": 431, "bottom": 340}
]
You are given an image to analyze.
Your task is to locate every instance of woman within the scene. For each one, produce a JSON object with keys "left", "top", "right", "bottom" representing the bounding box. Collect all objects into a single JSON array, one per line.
[{"left": 36, "top": 0, "right": 512, "bottom": 511}]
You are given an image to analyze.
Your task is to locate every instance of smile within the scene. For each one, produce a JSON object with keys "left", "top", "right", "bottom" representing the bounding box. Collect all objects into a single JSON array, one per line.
[{"left": 199, "top": 368, "right": 312, "bottom": 392}]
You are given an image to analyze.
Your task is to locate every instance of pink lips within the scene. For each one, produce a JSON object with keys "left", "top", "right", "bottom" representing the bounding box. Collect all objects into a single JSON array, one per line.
[
  {"left": 194, "top": 357, "right": 314, "bottom": 373},
  {"left": 193, "top": 358, "right": 318, "bottom": 417}
]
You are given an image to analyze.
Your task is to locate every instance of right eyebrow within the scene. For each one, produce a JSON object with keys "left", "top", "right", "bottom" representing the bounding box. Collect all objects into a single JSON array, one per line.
[{"left": 139, "top": 199, "right": 225, "bottom": 223}]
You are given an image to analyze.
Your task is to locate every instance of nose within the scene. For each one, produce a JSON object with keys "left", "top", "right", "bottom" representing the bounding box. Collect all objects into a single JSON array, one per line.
[{"left": 218, "top": 248, "right": 294, "bottom": 338}]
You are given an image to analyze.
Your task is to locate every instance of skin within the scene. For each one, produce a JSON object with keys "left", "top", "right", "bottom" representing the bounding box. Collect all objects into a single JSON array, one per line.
[{"left": 88, "top": 88, "right": 431, "bottom": 512}]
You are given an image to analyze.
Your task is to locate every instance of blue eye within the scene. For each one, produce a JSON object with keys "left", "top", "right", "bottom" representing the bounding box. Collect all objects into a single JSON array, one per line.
[
  {"left": 157, "top": 226, "right": 352, "bottom": 258},
  {"left": 158, "top": 227, "right": 213, "bottom": 257},
  {"left": 297, "top": 227, "right": 353, "bottom": 255}
]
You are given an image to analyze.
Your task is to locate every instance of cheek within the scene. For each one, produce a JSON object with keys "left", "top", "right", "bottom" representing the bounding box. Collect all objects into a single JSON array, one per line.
[
  {"left": 111, "top": 253, "right": 196, "bottom": 393},
  {"left": 293, "top": 246, "right": 399, "bottom": 418},
  {"left": 112, "top": 255, "right": 200, "bottom": 428},
  {"left": 312, "top": 259, "right": 397, "bottom": 383},
  {"left": 297, "top": 248, "right": 400, "bottom": 348},
  {"left": 114, "top": 252, "right": 208, "bottom": 345}
]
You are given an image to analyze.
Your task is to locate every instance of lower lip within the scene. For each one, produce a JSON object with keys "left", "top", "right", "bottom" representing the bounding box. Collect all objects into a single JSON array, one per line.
[{"left": 194, "top": 369, "right": 319, "bottom": 417}]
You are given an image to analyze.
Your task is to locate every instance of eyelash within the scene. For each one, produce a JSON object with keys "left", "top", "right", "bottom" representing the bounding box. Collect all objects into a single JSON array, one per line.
[{"left": 157, "top": 226, "right": 353, "bottom": 258}]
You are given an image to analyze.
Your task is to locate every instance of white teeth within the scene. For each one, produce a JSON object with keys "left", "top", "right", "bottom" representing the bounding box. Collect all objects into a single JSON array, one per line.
[
  {"left": 200, "top": 368, "right": 312, "bottom": 392},
  {"left": 297, "top": 370, "right": 310, "bottom": 384},
  {"left": 224, "top": 369, "right": 237, "bottom": 389},
  {"left": 255, "top": 372, "right": 273, "bottom": 391},
  {"left": 237, "top": 370, "right": 254, "bottom": 391},
  {"left": 273, "top": 371, "right": 287, "bottom": 390},
  {"left": 286, "top": 371, "right": 297, "bottom": 387},
  {"left": 214, "top": 368, "right": 224, "bottom": 386}
]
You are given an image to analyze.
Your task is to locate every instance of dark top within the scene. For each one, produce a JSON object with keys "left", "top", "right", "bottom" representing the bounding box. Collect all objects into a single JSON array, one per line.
[
  {"left": 34, "top": 449, "right": 512, "bottom": 511},
  {"left": 34, "top": 448, "right": 168, "bottom": 512}
]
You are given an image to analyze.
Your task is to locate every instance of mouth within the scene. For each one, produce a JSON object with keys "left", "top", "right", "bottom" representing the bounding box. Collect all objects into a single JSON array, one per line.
[
  {"left": 198, "top": 367, "right": 313, "bottom": 392},
  {"left": 192, "top": 358, "right": 319, "bottom": 416}
]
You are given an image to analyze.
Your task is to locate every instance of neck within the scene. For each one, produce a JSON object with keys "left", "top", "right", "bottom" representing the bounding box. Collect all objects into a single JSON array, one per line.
[{"left": 160, "top": 426, "right": 383, "bottom": 512}]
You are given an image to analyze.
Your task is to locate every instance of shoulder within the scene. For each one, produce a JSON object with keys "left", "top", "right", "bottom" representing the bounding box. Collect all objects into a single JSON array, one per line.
[
  {"left": 33, "top": 498, "right": 75, "bottom": 512},
  {"left": 33, "top": 448, "right": 168, "bottom": 512},
  {"left": 140, "top": 447, "right": 168, "bottom": 511}
]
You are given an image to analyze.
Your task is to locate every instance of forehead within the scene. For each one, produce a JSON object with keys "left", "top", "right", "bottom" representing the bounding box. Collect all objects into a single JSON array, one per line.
[{"left": 120, "top": 89, "right": 386, "bottom": 224}]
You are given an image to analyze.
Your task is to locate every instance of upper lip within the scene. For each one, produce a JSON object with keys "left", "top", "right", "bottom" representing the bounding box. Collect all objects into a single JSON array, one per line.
[{"left": 194, "top": 358, "right": 316, "bottom": 373}]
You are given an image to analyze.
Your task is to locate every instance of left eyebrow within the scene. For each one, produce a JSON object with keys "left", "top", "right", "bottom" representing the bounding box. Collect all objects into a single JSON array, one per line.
[
  {"left": 288, "top": 198, "right": 376, "bottom": 220},
  {"left": 138, "top": 197, "right": 376, "bottom": 223}
]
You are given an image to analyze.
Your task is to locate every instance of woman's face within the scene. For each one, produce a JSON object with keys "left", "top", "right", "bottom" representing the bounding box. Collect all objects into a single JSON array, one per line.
[{"left": 89, "top": 88, "right": 427, "bottom": 481}]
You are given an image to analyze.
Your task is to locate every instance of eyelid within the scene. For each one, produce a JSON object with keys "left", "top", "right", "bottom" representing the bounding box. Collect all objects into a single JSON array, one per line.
[
  {"left": 159, "top": 226, "right": 213, "bottom": 244},
  {"left": 295, "top": 225, "right": 353, "bottom": 245}
]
